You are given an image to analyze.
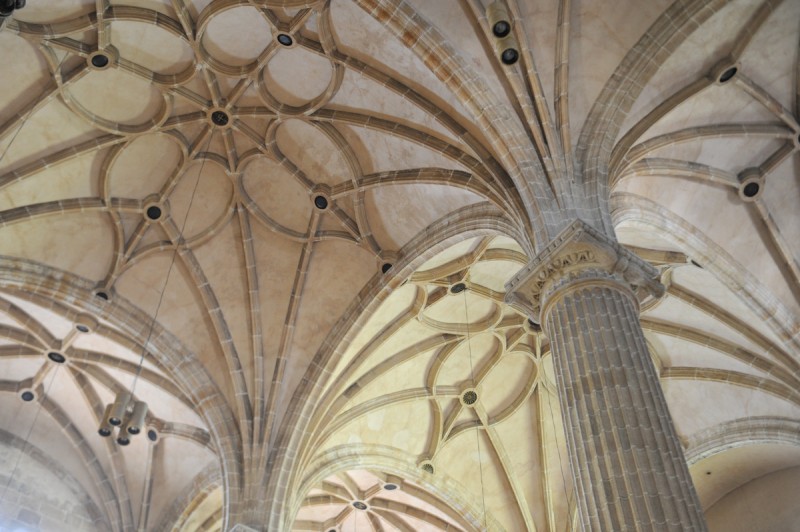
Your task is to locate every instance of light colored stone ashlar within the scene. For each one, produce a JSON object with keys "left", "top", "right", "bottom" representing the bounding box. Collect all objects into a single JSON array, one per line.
[{"left": 508, "top": 220, "right": 707, "bottom": 531}]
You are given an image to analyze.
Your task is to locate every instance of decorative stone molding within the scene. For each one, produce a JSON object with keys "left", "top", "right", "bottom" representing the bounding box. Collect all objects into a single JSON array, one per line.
[
  {"left": 505, "top": 218, "right": 664, "bottom": 323},
  {"left": 685, "top": 416, "right": 800, "bottom": 465}
]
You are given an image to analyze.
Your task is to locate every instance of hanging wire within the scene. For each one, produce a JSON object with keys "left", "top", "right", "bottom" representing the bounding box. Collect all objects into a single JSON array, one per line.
[
  {"left": 462, "top": 288, "right": 488, "bottom": 530},
  {"left": 0, "top": 365, "right": 61, "bottom": 503},
  {"left": 540, "top": 332, "right": 573, "bottom": 521},
  {"left": 0, "top": 46, "right": 74, "bottom": 506},
  {"left": 129, "top": 130, "right": 214, "bottom": 395}
]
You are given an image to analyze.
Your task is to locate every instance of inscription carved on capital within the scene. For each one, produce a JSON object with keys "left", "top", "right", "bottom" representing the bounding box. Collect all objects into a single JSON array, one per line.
[{"left": 505, "top": 219, "right": 664, "bottom": 323}]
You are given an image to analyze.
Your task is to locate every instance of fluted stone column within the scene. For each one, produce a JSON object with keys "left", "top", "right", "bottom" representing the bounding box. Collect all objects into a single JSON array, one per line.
[{"left": 507, "top": 220, "right": 706, "bottom": 531}]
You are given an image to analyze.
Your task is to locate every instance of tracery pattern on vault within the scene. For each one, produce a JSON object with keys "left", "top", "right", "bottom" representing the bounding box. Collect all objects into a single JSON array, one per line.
[
  {"left": 294, "top": 469, "right": 469, "bottom": 532},
  {"left": 0, "top": 0, "right": 798, "bottom": 529},
  {"left": 0, "top": 0, "right": 521, "bottom": 502},
  {"left": 291, "top": 235, "right": 575, "bottom": 531},
  {"left": 0, "top": 285, "right": 216, "bottom": 532},
  {"left": 609, "top": 0, "right": 800, "bottom": 315},
  {"left": 291, "top": 222, "right": 800, "bottom": 530}
]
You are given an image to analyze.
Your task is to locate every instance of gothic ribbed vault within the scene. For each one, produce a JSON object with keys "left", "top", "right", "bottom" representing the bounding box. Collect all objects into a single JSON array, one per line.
[{"left": 0, "top": 0, "right": 798, "bottom": 531}]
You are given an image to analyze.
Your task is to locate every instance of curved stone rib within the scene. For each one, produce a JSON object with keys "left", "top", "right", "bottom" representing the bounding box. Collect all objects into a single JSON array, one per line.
[
  {"left": 262, "top": 211, "right": 321, "bottom": 464},
  {"left": 41, "top": 374, "right": 127, "bottom": 532},
  {"left": 0, "top": 135, "right": 125, "bottom": 191},
  {"left": 0, "top": 296, "right": 57, "bottom": 348},
  {"left": 137, "top": 441, "right": 159, "bottom": 532},
  {"left": 642, "top": 318, "right": 800, "bottom": 390},
  {"left": 685, "top": 416, "right": 800, "bottom": 464},
  {"left": 479, "top": 405, "right": 537, "bottom": 531},
  {"left": 236, "top": 207, "right": 266, "bottom": 452},
  {"left": 611, "top": 193, "right": 800, "bottom": 355},
  {"left": 618, "top": 123, "right": 791, "bottom": 178},
  {"left": 554, "top": 0, "right": 574, "bottom": 179},
  {"left": 615, "top": 158, "right": 740, "bottom": 189},
  {"left": 734, "top": 73, "right": 799, "bottom": 130},
  {"left": 750, "top": 197, "right": 800, "bottom": 305},
  {"left": 665, "top": 285, "right": 800, "bottom": 371},
  {"left": 661, "top": 366, "right": 800, "bottom": 406},
  {"left": 162, "top": 218, "right": 254, "bottom": 452},
  {"left": 610, "top": 76, "right": 712, "bottom": 176},
  {"left": 69, "top": 352, "right": 193, "bottom": 407}
]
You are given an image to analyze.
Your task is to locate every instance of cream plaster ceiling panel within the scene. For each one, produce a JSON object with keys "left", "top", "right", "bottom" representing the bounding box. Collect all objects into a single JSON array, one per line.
[
  {"left": 689, "top": 444, "right": 800, "bottom": 510},
  {"left": 619, "top": 0, "right": 766, "bottom": 140},
  {"left": 293, "top": 237, "right": 574, "bottom": 531}
]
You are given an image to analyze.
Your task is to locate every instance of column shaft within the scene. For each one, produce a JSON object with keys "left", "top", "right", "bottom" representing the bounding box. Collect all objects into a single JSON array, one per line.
[{"left": 545, "top": 282, "right": 706, "bottom": 531}]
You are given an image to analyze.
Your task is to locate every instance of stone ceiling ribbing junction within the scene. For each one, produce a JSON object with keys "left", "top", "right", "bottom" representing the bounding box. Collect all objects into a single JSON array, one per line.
[{"left": 0, "top": 0, "right": 798, "bottom": 530}]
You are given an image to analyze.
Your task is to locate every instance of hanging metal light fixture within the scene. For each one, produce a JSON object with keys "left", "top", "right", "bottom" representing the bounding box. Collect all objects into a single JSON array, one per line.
[
  {"left": 123, "top": 400, "right": 148, "bottom": 436},
  {"left": 95, "top": 123, "right": 211, "bottom": 446},
  {"left": 486, "top": 1, "right": 520, "bottom": 65},
  {"left": 97, "top": 390, "right": 148, "bottom": 445}
]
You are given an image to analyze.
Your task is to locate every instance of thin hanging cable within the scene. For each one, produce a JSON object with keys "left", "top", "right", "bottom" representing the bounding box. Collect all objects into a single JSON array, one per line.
[
  {"left": 130, "top": 131, "right": 214, "bottom": 395},
  {"left": 462, "top": 288, "right": 487, "bottom": 530},
  {"left": 541, "top": 333, "right": 573, "bottom": 519},
  {"left": 0, "top": 108, "right": 30, "bottom": 165},
  {"left": 0, "top": 365, "right": 61, "bottom": 502},
  {"left": 0, "top": 49, "right": 75, "bottom": 504}
]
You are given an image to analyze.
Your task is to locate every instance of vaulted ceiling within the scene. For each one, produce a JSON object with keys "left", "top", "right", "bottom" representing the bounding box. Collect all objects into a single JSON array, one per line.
[{"left": 0, "top": 0, "right": 798, "bottom": 531}]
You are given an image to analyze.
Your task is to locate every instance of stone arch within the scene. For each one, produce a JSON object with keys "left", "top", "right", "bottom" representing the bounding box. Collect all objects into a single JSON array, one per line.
[
  {"left": 293, "top": 443, "right": 499, "bottom": 531},
  {"left": 265, "top": 202, "right": 529, "bottom": 530},
  {"left": 0, "top": 257, "right": 243, "bottom": 530}
]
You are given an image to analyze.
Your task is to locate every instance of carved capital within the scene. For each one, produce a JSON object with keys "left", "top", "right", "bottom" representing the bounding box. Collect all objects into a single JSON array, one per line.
[{"left": 505, "top": 219, "right": 664, "bottom": 323}]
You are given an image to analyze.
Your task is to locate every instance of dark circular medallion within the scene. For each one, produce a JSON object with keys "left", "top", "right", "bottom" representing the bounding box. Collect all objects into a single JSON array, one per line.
[
  {"left": 352, "top": 501, "right": 368, "bottom": 511},
  {"left": 147, "top": 429, "right": 158, "bottom": 442},
  {"left": 91, "top": 54, "right": 109, "bottom": 68},
  {"left": 47, "top": 351, "right": 66, "bottom": 364},
  {"left": 314, "top": 195, "right": 328, "bottom": 210},
  {"left": 381, "top": 263, "right": 393, "bottom": 274},
  {"left": 383, "top": 483, "right": 398, "bottom": 491},
  {"left": 211, "top": 110, "right": 229, "bottom": 126},
  {"left": 492, "top": 20, "right": 511, "bottom": 38},
  {"left": 450, "top": 282, "right": 466, "bottom": 294},
  {"left": 127, "top": 425, "right": 140, "bottom": 435},
  {"left": 21, "top": 391, "right": 34, "bottom": 402},
  {"left": 743, "top": 181, "right": 760, "bottom": 198},
  {"left": 501, "top": 47, "right": 519, "bottom": 65},
  {"left": 146, "top": 205, "right": 162, "bottom": 221},
  {"left": 719, "top": 67, "right": 737, "bottom": 83},
  {"left": 76, "top": 324, "right": 90, "bottom": 333},
  {"left": 462, "top": 390, "right": 478, "bottom": 405},
  {"left": 277, "top": 33, "right": 293, "bottom": 46}
]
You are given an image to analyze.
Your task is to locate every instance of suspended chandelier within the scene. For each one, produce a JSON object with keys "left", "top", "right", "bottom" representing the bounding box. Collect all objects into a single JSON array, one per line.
[
  {"left": 96, "top": 124, "right": 211, "bottom": 446},
  {"left": 98, "top": 392, "right": 148, "bottom": 446}
]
